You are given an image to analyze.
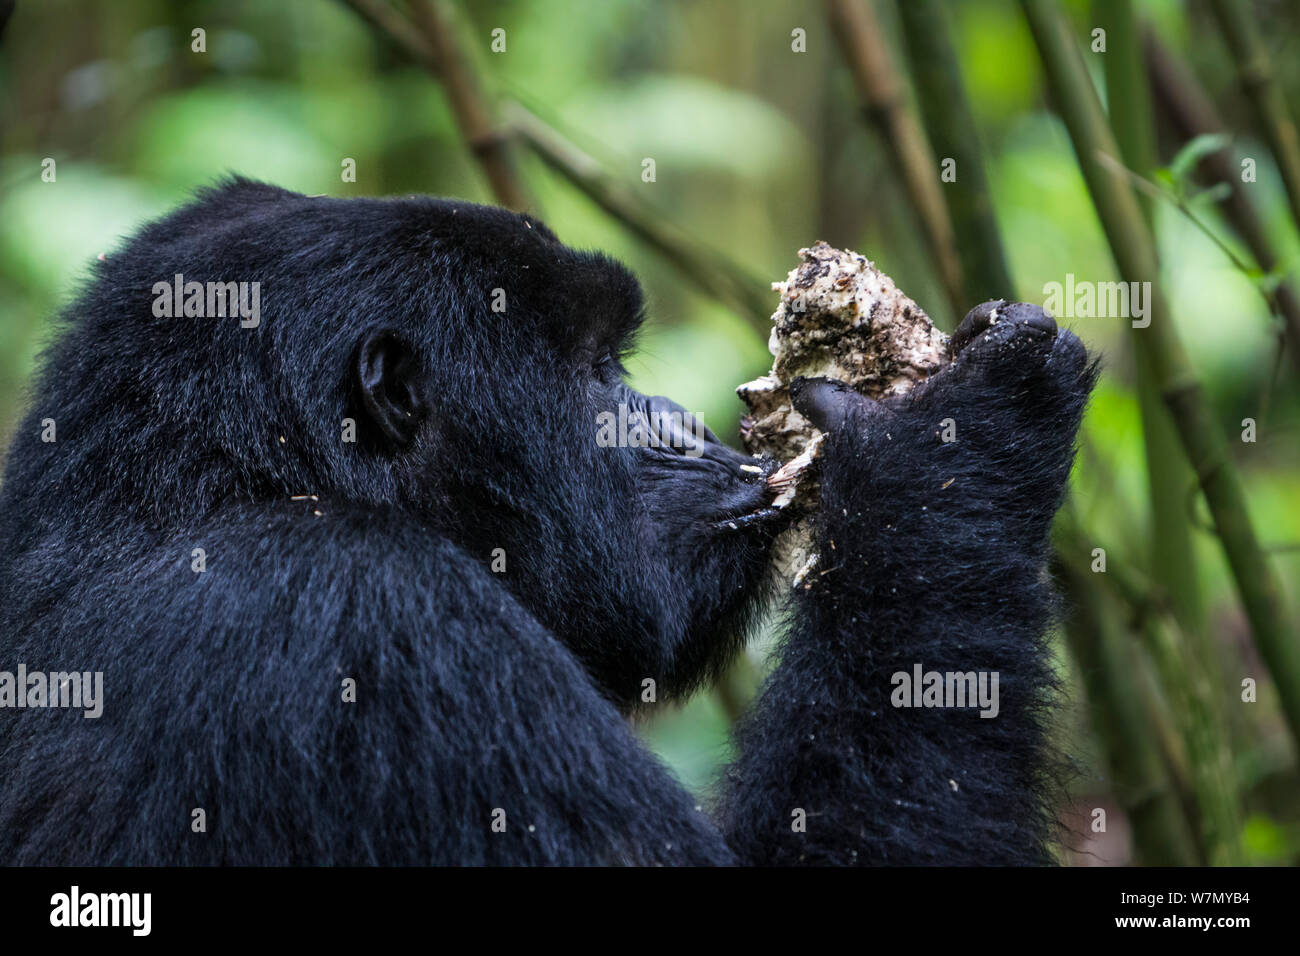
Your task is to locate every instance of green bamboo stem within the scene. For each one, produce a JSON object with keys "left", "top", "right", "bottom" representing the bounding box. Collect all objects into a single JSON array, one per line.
[
  {"left": 823, "top": 0, "right": 967, "bottom": 322},
  {"left": 1143, "top": 616, "right": 1243, "bottom": 863},
  {"left": 1057, "top": 509, "right": 1246, "bottom": 862},
  {"left": 1095, "top": 0, "right": 1205, "bottom": 634},
  {"left": 1056, "top": 552, "right": 1200, "bottom": 864},
  {"left": 1094, "top": 6, "right": 1243, "bottom": 863},
  {"left": 1095, "top": 1, "right": 1155, "bottom": 214},
  {"left": 1092, "top": 0, "right": 1236, "bottom": 864},
  {"left": 1021, "top": 0, "right": 1300, "bottom": 756},
  {"left": 893, "top": 0, "right": 1015, "bottom": 301},
  {"left": 1208, "top": 0, "right": 1300, "bottom": 237}
]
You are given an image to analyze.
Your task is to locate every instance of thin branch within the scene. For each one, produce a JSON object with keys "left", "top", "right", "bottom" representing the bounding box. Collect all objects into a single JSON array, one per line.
[
  {"left": 823, "top": 0, "right": 967, "bottom": 324},
  {"left": 506, "top": 102, "right": 774, "bottom": 323},
  {"left": 1143, "top": 27, "right": 1300, "bottom": 375},
  {"left": 342, "top": 0, "right": 529, "bottom": 209},
  {"left": 340, "top": 0, "right": 437, "bottom": 68},
  {"left": 407, "top": 0, "right": 530, "bottom": 210},
  {"left": 1097, "top": 151, "right": 1281, "bottom": 316},
  {"left": 1021, "top": 0, "right": 1300, "bottom": 756},
  {"left": 341, "top": 2, "right": 771, "bottom": 324}
]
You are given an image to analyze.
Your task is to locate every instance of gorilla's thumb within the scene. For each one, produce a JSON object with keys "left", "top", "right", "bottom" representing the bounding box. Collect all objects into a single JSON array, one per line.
[{"left": 789, "top": 377, "right": 876, "bottom": 434}]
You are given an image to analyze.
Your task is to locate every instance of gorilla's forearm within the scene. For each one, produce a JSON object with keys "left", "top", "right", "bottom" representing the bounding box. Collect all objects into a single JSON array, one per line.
[
  {"left": 721, "top": 427, "right": 1059, "bottom": 864},
  {"left": 720, "top": 308, "right": 1096, "bottom": 865}
]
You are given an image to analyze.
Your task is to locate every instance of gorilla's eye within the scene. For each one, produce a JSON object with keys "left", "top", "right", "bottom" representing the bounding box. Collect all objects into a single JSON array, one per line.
[{"left": 592, "top": 349, "right": 624, "bottom": 385}]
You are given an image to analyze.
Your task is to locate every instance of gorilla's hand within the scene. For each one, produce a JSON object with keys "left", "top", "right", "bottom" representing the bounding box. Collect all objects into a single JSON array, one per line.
[{"left": 790, "top": 301, "right": 1095, "bottom": 551}]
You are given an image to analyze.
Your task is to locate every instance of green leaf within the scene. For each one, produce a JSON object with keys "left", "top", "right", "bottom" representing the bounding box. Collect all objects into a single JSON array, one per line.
[{"left": 1168, "top": 133, "right": 1232, "bottom": 186}]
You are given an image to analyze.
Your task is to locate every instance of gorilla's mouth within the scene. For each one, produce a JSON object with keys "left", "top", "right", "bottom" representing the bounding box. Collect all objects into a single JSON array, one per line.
[{"left": 608, "top": 386, "right": 784, "bottom": 533}]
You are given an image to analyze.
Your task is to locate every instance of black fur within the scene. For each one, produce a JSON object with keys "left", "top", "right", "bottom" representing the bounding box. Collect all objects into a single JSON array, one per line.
[{"left": 0, "top": 180, "right": 1094, "bottom": 865}]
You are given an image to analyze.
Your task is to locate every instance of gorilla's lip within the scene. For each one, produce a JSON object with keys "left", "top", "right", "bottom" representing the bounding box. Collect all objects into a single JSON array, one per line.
[
  {"left": 708, "top": 459, "right": 788, "bottom": 533},
  {"left": 710, "top": 502, "right": 788, "bottom": 533},
  {"left": 633, "top": 428, "right": 784, "bottom": 532}
]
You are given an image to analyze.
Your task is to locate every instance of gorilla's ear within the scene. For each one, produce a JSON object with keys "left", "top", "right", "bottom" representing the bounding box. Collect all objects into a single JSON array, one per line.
[{"left": 356, "top": 331, "right": 427, "bottom": 448}]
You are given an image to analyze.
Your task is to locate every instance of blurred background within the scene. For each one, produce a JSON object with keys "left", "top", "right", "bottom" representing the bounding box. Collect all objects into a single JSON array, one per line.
[{"left": 1, "top": 0, "right": 1297, "bottom": 865}]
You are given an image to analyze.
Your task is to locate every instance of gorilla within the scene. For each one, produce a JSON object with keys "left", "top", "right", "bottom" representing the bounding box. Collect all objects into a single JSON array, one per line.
[{"left": 0, "top": 178, "right": 1094, "bottom": 865}]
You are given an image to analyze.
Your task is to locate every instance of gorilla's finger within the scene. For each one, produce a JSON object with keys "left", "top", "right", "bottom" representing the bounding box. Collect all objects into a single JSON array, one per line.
[
  {"left": 951, "top": 300, "right": 1056, "bottom": 357},
  {"left": 789, "top": 377, "right": 876, "bottom": 433},
  {"left": 950, "top": 299, "right": 1007, "bottom": 356}
]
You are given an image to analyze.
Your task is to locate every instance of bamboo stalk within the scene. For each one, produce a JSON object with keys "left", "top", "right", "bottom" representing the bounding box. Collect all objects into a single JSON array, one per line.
[
  {"left": 1055, "top": 553, "right": 1201, "bottom": 865},
  {"left": 1078, "top": 500, "right": 1244, "bottom": 863},
  {"left": 1088, "top": 2, "right": 1227, "bottom": 861},
  {"left": 407, "top": 0, "right": 531, "bottom": 211},
  {"left": 1143, "top": 28, "right": 1300, "bottom": 374},
  {"left": 1098, "top": 7, "right": 1240, "bottom": 863},
  {"left": 1021, "top": 0, "right": 1300, "bottom": 754},
  {"left": 1143, "top": 615, "right": 1243, "bottom": 862},
  {"left": 1095, "top": 0, "right": 1205, "bottom": 634},
  {"left": 823, "top": 0, "right": 967, "bottom": 322},
  {"left": 893, "top": 0, "right": 1015, "bottom": 301},
  {"left": 1208, "top": 0, "right": 1300, "bottom": 236}
]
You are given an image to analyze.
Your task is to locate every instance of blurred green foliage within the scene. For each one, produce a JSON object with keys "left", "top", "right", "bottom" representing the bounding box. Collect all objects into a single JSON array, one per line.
[{"left": 1, "top": 0, "right": 1297, "bottom": 863}]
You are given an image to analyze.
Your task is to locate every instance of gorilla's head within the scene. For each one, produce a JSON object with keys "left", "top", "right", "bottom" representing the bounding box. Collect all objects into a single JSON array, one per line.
[{"left": 6, "top": 179, "right": 781, "bottom": 706}]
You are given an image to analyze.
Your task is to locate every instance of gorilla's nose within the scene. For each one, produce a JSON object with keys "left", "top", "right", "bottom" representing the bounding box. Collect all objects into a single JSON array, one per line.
[
  {"left": 614, "top": 385, "right": 720, "bottom": 455},
  {"left": 644, "top": 394, "right": 719, "bottom": 447}
]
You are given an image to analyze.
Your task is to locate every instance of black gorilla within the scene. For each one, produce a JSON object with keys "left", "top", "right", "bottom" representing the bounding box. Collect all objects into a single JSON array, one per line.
[{"left": 0, "top": 179, "right": 1094, "bottom": 865}]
